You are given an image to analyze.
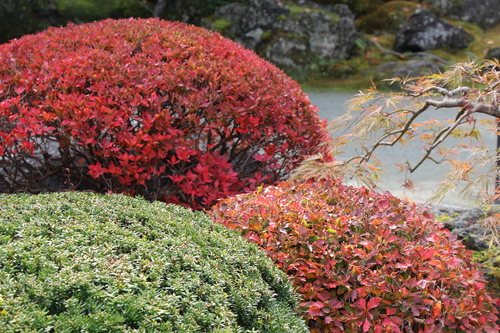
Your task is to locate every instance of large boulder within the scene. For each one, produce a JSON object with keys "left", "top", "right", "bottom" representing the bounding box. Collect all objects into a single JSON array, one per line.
[
  {"left": 394, "top": 8, "right": 473, "bottom": 53},
  {"left": 424, "top": 0, "right": 500, "bottom": 30},
  {"left": 265, "top": 4, "right": 356, "bottom": 71},
  {"left": 213, "top": 0, "right": 289, "bottom": 42},
  {"left": 203, "top": 0, "right": 357, "bottom": 75},
  {"left": 424, "top": 0, "right": 453, "bottom": 14},
  {"left": 263, "top": 36, "right": 309, "bottom": 68}
]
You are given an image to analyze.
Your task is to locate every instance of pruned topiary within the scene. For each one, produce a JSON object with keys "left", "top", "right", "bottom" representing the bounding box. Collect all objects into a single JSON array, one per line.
[
  {"left": 211, "top": 176, "right": 499, "bottom": 333},
  {"left": 0, "top": 192, "right": 308, "bottom": 332},
  {"left": 0, "top": 18, "right": 329, "bottom": 209}
]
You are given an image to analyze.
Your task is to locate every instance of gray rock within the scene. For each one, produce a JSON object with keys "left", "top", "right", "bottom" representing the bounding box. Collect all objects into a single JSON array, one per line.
[
  {"left": 309, "top": 16, "right": 357, "bottom": 59},
  {"left": 204, "top": 0, "right": 356, "bottom": 72},
  {"left": 394, "top": 8, "right": 473, "bottom": 53},
  {"left": 244, "top": 28, "right": 265, "bottom": 51},
  {"left": 367, "top": 60, "right": 444, "bottom": 81},
  {"left": 264, "top": 36, "right": 309, "bottom": 68},
  {"left": 486, "top": 47, "right": 500, "bottom": 61},
  {"left": 214, "top": 0, "right": 289, "bottom": 36},
  {"left": 424, "top": 0, "right": 500, "bottom": 30},
  {"left": 429, "top": 204, "right": 491, "bottom": 251},
  {"left": 270, "top": 3, "right": 356, "bottom": 69}
]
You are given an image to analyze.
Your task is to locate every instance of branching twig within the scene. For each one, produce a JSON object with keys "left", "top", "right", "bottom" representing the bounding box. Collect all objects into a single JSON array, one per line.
[
  {"left": 348, "top": 99, "right": 440, "bottom": 164},
  {"left": 409, "top": 110, "right": 470, "bottom": 172},
  {"left": 153, "top": 0, "right": 167, "bottom": 18}
]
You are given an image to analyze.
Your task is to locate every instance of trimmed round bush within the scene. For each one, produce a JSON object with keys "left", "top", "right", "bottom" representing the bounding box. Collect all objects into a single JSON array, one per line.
[
  {"left": 210, "top": 177, "right": 500, "bottom": 333},
  {"left": 0, "top": 192, "right": 308, "bottom": 332},
  {"left": 0, "top": 18, "right": 329, "bottom": 209}
]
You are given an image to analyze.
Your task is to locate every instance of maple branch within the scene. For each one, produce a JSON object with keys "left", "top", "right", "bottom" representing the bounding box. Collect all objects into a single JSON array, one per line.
[
  {"left": 410, "top": 86, "right": 470, "bottom": 98},
  {"left": 347, "top": 87, "right": 488, "bottom": 169},
  {"left": 349, "top": 100, "right": 442, "bottom": 164},
  {"left": 408, "top": 108, "right": 470, "bottom": 172},
  {"left": 314, "top": 61, "right": 500, "bottom": 205},
  {"left": 471, "top": 101, "right": 500, "bottom": 118}
]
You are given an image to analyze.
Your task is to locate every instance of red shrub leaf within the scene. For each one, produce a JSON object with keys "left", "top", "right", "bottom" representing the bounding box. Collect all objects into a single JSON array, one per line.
[
  {"left": 0, "top": 18, "right": 330, "bottom": 209},
  {"left": 211, "top": 176, "right": 500, "bottom": 332},
  {"left": 367, "top": 297, "right": 381, "bottom": 310}
]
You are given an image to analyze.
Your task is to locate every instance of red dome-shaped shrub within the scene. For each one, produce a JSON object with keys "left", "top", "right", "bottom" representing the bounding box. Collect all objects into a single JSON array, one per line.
[
  {"left": 210, "top": 177, "right": 499, "bottom": 333},
  {"left": 0, "top": 18, "right": 329, "bottom": 209}
]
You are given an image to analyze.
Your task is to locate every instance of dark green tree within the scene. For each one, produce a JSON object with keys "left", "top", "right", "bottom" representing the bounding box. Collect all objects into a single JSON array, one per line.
[
  {"left": 0, "top": 0, "right": 60, "bottom": 44},
  {"left": 0, "top": 0, "right": 248, "bottom": 44}
]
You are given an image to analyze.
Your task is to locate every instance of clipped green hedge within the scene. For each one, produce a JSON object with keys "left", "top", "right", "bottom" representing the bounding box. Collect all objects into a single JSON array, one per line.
[{"left": 0, "top": 192, "right": 308, "bottom": 332}]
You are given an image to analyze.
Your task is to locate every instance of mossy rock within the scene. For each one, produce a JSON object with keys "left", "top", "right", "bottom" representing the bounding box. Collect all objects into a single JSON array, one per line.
[
  {"left": 0, "top": 192, "right": 308, "bottom": 332},
  {"left": 356, "top": 1, "right": 419, "bottom": 34},
  {"left": 311, "top": 0, "right": 392, "bottom": 16},
  {"left": 473, "top": 247, "right": 500, "bottom": 300},
  {"left": 210, "top": 17, "right": 233, "bottom": 34},
  {"left": 286, "top": 4, "right": 341, "bottom": 23}
]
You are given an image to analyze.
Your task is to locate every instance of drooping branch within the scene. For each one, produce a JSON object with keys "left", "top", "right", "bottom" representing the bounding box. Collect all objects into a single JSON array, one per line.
[
  {"left": 134, "top": 0, "right": 154, "bottom": 15},
  {"left": 408, "top": 107, "right": 470, "bottom": 172},
  {"left": 153, "top": 0, "right": 167, "bottom": 18},
  {"left": 345, "top": 84, "right": 500, "bottom": 174},
  {"left": 347, "top": 96, "right": 470, "bottom": 165}
]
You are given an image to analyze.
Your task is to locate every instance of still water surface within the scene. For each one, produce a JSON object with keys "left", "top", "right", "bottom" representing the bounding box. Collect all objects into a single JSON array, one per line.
[{"left": 306, "top": 91, "right": 497, "bottom": 207}]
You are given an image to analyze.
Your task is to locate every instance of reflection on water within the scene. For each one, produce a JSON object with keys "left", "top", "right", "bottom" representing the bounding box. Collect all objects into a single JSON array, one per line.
[{"left": 306, "top": 91, "right": 496, "bottom": 207}]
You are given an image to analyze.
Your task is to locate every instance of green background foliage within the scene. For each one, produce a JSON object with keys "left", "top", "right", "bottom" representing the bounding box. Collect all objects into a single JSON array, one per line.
[
  {"left": 54, "top": 0, "right": 151, "bottom": 22},
  {"left": 0, "top": 0, "right": 59, "bottom": 44},
  {"left": 0, "top": 0, "right": 249, "bottom": 45}
]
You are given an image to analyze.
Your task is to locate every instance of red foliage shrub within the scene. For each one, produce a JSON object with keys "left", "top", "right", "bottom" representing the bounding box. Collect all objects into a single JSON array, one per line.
[
  {"left": 210, "top": 177, "right": 499, "bottom": 333},
  {"left": 0, "top": 18, "right": 329, "bottom": 209}
]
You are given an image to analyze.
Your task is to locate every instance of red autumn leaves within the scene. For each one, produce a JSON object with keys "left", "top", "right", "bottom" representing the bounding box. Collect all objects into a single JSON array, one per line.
[
  {"left": 210, "top": 177, "right": 499, "bottom": 332},
  {"left": 0, "top": 18, "right": 329, "bottom": 208}
]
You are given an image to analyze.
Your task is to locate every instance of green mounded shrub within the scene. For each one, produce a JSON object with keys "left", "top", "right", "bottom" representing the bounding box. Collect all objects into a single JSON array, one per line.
[
  {"left": 0, "top": 192, "right": 308, "bottom": 332},
  {"left": 211, "top": 177, "right": 499, "bottom": 333},
  {"left": 0, "top": 18, "right": 329, "bottom": 210}
]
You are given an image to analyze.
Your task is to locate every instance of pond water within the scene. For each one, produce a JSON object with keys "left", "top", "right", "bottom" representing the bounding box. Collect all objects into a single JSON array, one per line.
[{"left": 306, "top": 91, "right": 497, "bottom": 208}]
